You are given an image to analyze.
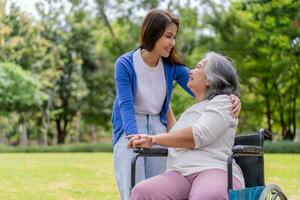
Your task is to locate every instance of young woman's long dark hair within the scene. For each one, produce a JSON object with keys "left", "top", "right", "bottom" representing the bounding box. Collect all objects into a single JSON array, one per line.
[{"left": 139, "top": 9, "right": 183, "bottom": 65}]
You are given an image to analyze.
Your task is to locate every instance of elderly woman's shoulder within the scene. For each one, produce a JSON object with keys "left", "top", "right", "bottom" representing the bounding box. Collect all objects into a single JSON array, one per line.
[{"left": 206, "top": 95, "right": 232, "bottom": 108}]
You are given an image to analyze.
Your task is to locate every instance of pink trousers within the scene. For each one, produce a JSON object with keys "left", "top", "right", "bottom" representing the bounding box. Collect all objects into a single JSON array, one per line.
[{"left": 130, "top": 169, "right": 244, "bottom": 200}]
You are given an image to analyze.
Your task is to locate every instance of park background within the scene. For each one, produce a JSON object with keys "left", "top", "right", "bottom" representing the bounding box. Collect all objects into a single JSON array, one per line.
[{"left": 0, "top": 0, "right": 299, "bottom": 199}]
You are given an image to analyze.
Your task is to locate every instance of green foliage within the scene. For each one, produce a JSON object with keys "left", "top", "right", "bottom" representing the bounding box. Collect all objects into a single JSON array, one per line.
[
  {"left": 0, "top": 62, "right": 47, "bottom": 111},
  {"left": 1, "top": 140, "right": 299, "bottom": 154},
  {"left": 0, "top": 2, "right": 52, "bottom": 72},
  {"left": 0, "top": 0, "right": 299, "bottom": 145},
  {"left": 0, "top": 143, "right": 112, "bottom": 153},
  {"left": 199, "top": 0, "right": 300, "bottom": 138},
  {"left": 171, "top": 85, "right": 194, "bottom": 118},
  {"left": 264, "top": 141, "right": 300, "bottom": 153}
]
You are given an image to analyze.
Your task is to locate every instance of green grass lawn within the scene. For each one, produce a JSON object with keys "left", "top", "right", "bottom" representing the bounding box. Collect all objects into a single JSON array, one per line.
[
  {"left": 0, "top": 153, "right": 119, "bottom": 200},
  {"left": 264, "top": 154, "right": 300, "bottom": 200},
  {"left": 0, "top": 153, "right": 299, "bottom": 200}
]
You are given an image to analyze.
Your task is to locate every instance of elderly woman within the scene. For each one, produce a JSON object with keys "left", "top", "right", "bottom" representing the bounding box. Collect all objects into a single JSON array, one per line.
[{"left": 127, "top": 52, "right": 245, "bottom": 200}]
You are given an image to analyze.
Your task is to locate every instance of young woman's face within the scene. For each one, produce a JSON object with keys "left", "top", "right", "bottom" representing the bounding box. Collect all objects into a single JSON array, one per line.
[
  {"left": 153, "top": 23, "right": 177, "bottom": 57},
  {"left": 187, "top": 59, "right": 209, "bottom": 94}
]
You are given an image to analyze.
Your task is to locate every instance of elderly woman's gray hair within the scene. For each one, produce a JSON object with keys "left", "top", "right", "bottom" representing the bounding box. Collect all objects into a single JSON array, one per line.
[{"left": 203, "top": 52, "right": 239, "bottom": 100}]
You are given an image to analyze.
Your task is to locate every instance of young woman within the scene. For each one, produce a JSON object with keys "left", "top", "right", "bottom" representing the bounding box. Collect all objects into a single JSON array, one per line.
[
  {"left": 111, "top": 9, "right": 241, "bottom": 200},
  {"left": 128, "top": 52, "right": 245, "bottom": 200}
]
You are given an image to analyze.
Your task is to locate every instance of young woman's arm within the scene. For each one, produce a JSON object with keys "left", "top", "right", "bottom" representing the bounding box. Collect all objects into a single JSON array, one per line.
[
  {"left": 174, "top": 65, "right": 194, "bottom": 96},
  {"left": 166, "top": 105, "right": 176, "bottom": 131},
  {"left": 114, "top": 57, "right": 137, "bottom": 135}
]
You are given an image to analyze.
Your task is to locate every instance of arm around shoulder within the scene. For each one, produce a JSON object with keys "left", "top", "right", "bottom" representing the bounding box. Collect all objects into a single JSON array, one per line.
[
  {"left": 166, "top": 105, "right": 176, "bottom": 131},
  {"left": 174, "top": 65, "right": 194, "bottom": 96}
]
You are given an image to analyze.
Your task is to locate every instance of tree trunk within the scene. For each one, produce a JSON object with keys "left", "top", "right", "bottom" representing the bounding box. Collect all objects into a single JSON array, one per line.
[
  {"left": 56, "top": 119, "right": 67, "bottom": 144},
  {"left": 98, "top": 0, "right": 115, "bottom": 38},
  {"left": 89, "top": 125, "right": 97, "bottom": 143},
  {"left": 0, "top": 127, "right": 8, "bottom": 145},
  {"left": 57, "top": 131, "right": 66, "bottom": 144},
  {"left": 292, "top": 65, "right": 299, "bottom": 139},
  {"left": 19, "top": 115, "right": 28, "bottom": 146},
  {"left": 75, "top": 112, "right": 81, "bottom": 143},
  {"left": 43, "top": 121, "right": 49, "bottom": 146},
  {"left": 56, "top": 69, "right": 71, "bottom": 144},
  {"left": 263, "top": 82, "right": 272, "bottom": 132},
  {"left": 40, "top": 97, "right": 53, "bottom": 146},
  {"left": 273, "top": 83, "right": 288, "bottom": 139}
]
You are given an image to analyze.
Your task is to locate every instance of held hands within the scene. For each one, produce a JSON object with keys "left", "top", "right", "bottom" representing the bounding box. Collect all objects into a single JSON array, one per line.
[
  {"left": 127, "top": 134, "right": 154, "bottom": 149},
  {"left": 230, "top": 94, "right": 241, "bottom": 119}
]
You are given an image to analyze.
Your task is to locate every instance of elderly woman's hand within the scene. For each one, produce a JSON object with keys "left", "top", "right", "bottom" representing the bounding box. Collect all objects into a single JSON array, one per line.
[
  {"left": 127, "top": 134, "right": 153, "bottom": 149},
  {"left": 230, "top": 94, "right": 241, "bottom": 119}
]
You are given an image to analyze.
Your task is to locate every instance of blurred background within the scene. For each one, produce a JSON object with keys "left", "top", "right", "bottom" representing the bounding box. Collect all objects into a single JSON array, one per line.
[{"left": 0, "top": 0, "right": 299, "bottom": 147}]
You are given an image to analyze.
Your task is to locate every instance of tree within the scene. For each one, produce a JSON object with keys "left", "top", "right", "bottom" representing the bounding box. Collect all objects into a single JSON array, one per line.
[
  {"left": 0, "top": 1, "right": 54, "bottom": 145},
  {"left": 200, "top": 0, "right": 300, "bottom": 139},
  {"left": 0, "top": 62, "right": 47, "bottom": 145}
]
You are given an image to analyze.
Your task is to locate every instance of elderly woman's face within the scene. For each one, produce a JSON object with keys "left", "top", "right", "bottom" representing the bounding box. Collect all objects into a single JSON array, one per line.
[{"left": 187, "top": 59, "right": 209, "bottom": 94}]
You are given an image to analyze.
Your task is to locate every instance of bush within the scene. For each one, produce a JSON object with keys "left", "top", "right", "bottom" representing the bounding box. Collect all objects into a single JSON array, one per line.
[
  {"left": 0, "top": 141, "right": 298, "bottom": 153},
  {"left": 0, "top": 143, "right": 113, "bottom": 153},
  {"left": 264, "top": 141, "right": 300, "bottom": 153}
]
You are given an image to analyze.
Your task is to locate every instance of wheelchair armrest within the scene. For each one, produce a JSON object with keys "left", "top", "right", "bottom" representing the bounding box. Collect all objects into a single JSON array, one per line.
[
  {"left": 133, "top": 147, "right": 168, "bottom": 157},
  {"left": 232, "top": 145, "right": 263, "bottom": 155},
  {"left": 227, "top": 145, "right": 264, "bottom": 191}
]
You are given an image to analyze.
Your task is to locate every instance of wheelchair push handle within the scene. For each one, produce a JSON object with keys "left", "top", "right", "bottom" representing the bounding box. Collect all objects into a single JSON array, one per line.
[{"left": 259, "top": 128, "right": 272, "bottom": 139}]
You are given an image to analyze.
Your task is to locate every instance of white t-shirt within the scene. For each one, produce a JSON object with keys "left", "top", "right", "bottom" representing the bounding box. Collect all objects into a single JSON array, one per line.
[
  {"left": 133, "top": 49, "right": 166, "bottom": 115},
  {"left": 167, "top": 95, "right": 245, "bottom": 186}
]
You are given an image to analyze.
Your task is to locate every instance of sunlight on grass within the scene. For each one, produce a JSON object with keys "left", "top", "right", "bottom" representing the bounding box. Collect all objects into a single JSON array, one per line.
[{"left": 0, "top": 153, "right": 299, "bottom": 200}]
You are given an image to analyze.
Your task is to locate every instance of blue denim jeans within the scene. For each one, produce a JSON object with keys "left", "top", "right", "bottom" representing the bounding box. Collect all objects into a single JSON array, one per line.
[{"left": 113, "top": 113, "right": 167, "bottom": 200}]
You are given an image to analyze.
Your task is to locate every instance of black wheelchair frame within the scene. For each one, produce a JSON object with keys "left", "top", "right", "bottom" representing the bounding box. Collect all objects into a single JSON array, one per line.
[{"left": 130, "top": 128, "right": 287, "bottom": 200}]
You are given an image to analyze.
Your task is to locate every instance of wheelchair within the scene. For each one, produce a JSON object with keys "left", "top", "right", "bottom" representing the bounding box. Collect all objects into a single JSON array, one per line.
[{"left": 130, "top": 129, "right": 288, "bottom": 200}]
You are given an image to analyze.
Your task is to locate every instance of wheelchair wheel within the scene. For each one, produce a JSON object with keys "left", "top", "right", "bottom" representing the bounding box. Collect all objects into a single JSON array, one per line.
[{"left": 258, "top": 184, "right": 288, "bottom": 200}]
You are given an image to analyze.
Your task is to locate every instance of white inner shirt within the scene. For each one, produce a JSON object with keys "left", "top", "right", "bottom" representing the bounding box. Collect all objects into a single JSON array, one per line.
[{"left": 133, "top": 48, "right": 167, "bottom": 115}]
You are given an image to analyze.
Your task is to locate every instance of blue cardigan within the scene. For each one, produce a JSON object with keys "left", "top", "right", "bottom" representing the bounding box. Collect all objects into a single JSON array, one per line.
[{"left": 111, "top": 49, "right": 193, "bottom": 145}]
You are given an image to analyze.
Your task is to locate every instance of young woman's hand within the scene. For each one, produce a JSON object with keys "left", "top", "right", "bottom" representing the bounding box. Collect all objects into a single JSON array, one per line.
[
  {"left": 127, "top": 134, "right": 153, "bottom": 149},
  {"left": 230, "top": 94, "right": 241, "bottom": 119}
]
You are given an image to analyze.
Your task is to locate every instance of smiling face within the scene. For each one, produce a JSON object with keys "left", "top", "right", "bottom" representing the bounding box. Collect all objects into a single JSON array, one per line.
[
  {"left": 152, "top": 23, "right": 177, "bottom": 58},
  {"left": 187, "top": 59, "right": 209, "bottom": 95}
]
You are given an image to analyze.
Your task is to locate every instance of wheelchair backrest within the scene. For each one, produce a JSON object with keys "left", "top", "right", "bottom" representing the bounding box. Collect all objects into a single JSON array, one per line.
[{"left": 234, "top": 131, "right": 265, "bottom": 188}]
